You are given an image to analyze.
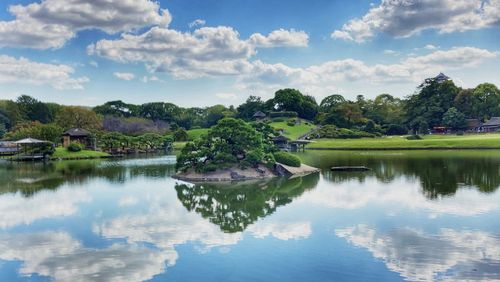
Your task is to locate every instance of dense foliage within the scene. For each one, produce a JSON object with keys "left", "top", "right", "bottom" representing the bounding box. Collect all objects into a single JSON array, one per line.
[
  {"left": 176, "top": 118, "right": 276, "bottom": 172},
  {"left": 273, "top": 152, "right": 301, "bottom": 167},
  {"left": 1, "top": 75, "right": 499, "bottom": 149}
]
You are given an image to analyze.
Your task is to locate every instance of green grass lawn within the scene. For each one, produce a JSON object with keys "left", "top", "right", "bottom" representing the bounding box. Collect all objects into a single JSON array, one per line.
[
  {"left": 307, "top": 133, "right": 500, "bottom": 150},
  {"left": 51, "top": 147, "right": 110, "bottom": 159},
  {"left": 269, "top": 120, "right": 316, "bottom": 140},
  {"left": 187, "top": 128, "right": 210, "bottom": 141}
]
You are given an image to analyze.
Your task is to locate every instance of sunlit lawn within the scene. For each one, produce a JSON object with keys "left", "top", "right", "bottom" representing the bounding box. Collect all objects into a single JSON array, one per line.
[
  {"left": 308, "top": 133, "right": 500, "bottom": 150},
  {"left": 51, "top": 147, "right": 110, "bottom": 159},
  {"left": 269, "top": 120, "right": 316, "bottom": 140}
]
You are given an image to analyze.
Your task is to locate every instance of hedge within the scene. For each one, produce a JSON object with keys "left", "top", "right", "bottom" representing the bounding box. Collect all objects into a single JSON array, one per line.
[{"left": 273, "top": 152, "right": 301, "bottom": 167}]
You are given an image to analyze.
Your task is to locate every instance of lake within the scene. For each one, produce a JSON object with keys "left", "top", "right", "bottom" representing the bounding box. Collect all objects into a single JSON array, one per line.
[{"left": 0, "top": 150, "right": 499, "bottom": 281}]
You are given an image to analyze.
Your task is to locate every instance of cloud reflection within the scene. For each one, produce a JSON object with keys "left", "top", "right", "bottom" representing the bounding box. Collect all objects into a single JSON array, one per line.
[
  {"left": 336, "top": 225, "right": 500, "bottom": 281},
  {"left": 0, "top": 231, "right": 170, "bottom": 282}
]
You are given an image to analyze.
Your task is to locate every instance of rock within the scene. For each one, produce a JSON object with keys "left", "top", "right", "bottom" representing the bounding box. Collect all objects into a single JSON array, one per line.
[{"left": 230, "top": 171, "right": 246, "bottom": 180}]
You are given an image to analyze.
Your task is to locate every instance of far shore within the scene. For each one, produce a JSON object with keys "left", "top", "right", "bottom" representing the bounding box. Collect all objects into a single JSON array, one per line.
[{"left": 306, "top": 133, "right": 500, "bottom": 150}]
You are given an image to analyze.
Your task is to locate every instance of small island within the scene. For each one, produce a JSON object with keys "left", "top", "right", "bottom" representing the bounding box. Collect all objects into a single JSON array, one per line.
[{"left": 173, "top": 118, "right": 319, "bottom": 182}]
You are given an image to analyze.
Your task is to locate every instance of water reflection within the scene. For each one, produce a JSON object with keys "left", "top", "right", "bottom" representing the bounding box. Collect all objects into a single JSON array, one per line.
[
  {"left": 336, "top": 225, "right": 500, "bottom": 281},
  {"left": 175, "top": 174, "right": 319, "bottom": 233},
  {"left": 0, "top": 156, "right": 176, "bottom": 197},
  {"left": 0, "top": 151, "right": 499, "bottom": 281},
  {"left": 298, "top": 150, "right": 500, "bottom": 199}
]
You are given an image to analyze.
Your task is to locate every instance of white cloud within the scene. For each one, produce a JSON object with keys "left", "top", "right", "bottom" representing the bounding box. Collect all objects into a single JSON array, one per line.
[
  {"left": 142, "top": 75, "right": 162, "bottom": 83},
  {"left": 248, "top": 221, "right": 311, "bottom": 241},
  {"left": 89, "top": 60, "right": 99, "bottom": 68},
  {"left": 236, "top": 47, "right": 498, "bottom": 98},
  {"left": 188, "top": 19, "right": 206, "bottom": 28},
  {"left": 0, "top": 55, "right": 89, "bottom": 90},
  {"left": 249, "top": 28, "right": 309, "bottom": 48},
  {"left": 0, "top": 232, "right": 170, "bottom": 282},
  {"left": 0, "top": 188, "right": 91, "bottom": 229},
  {"left": 383, "top": 49, "right": 400, "bottom": 56},
  {"left": 336, "top": 225, "right": 500, "bottom": 281},
  {"left": 88, "top": 26, "right": 308, "bottom": 79},
  {"left": 118, "top": 196, "right": 138, "bottom": 207},
  {"left": 332, "top": 0, "right": 500, "bottom": 43},
  {"left": 424, "top": 44, "right": 438, "bottom": 50},
  {"left": 0, "top": 0, "right": 171, "bottom": 49},
  {"left": 296, "top": 176, "right": 500, "bottom": 216},
  {"left": 215, "top": 92, "right": 237, "bottom": 100},
  {"left": 113, "top": 72, "right": 135, "bottom": 81}
]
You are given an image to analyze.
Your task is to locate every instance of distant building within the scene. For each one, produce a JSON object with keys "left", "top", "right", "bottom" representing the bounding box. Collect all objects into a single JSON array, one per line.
[
  {"left": 482, "top": 117, "right": 500, "bottom": 132},
  {"left": 272, "top": 135, "right": 290, "bottom": 150},
  {"left": 434, "top": 73, "right": 450, "bottom": 83},
  {"left": 466, "top": 119, "right": 483, "bottom": 133},
  {"left": 252, "top": 111, "right": 266, "bottom": 121},
  {"left": 62, "top": 128, "right": 93, "bottom": 149}
]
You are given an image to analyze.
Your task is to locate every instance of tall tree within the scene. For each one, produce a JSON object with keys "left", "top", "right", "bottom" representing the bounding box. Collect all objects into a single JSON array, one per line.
[{"left": 55, "top": 106, "right": 101, "bottom": 131}]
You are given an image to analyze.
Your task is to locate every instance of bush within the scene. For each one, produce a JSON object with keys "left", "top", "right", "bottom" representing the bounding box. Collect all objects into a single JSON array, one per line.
[
  {"left": 385, "top": 124, "right": 407, "bottom": 136},
  {"left": 199, "top": 163, "right": 218, "bottom": 173},
  {"left": 173, "top": 128, "right": 189, "bottom": 141},
  {"left": 272, "top": 117, "right": 286, "bottom": 122},
  {"left": 406, "top": 135, "right": 422, "bottom": 140},
  {"left": 286, "top": 120, "right": 296, "bottom": 127},
  {"left": 273, "top": 152, "right": 301, "bottom": 167},
  {"left": 67, "top": 142, "right": 83, "bottom": 152},
  {"left": 263, "top": 153, "right": 276, "bottom": 169},
  {"left": 269, "top": 111, "right": 298, "bottom": 118},
  {"left": 245, "top": 149, "right": 264, "bottom": 167}
]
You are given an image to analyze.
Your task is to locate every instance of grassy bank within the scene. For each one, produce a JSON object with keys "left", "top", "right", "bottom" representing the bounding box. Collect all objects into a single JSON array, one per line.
[
  {"left": 307, "top": 133, "right": 500, "bottom": 150},
  {"left": 51, "top": 147, "right": 110, "bottom": 160},
  {"left": 269, "top": 120, "right": 316, "bottom": 140},
  {"left": 187, "top": 128, "right": 210, "bottom": 141}
]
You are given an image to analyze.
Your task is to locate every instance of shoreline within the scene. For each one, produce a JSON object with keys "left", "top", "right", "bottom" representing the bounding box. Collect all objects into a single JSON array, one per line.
[
  {"left": 307, "top": 147, "right": 500, "bottom": 151},
  {"left": 173, "top": 162, "right": 320, "bottom": 183}
]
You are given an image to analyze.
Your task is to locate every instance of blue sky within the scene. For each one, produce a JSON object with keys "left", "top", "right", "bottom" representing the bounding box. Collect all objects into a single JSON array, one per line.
[{"left": 0, "top": 0, "right": 499, "bottom": 106}]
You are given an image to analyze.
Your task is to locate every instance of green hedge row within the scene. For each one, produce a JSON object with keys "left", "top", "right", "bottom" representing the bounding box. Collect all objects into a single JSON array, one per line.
[{"left": 273, "top": 152, "right": 301, "bottom": 167}]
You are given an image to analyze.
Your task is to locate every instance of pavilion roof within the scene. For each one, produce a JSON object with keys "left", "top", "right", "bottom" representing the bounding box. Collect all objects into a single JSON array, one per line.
[{"left": 14, "top": 138, "right": 50, "bottom": 144}]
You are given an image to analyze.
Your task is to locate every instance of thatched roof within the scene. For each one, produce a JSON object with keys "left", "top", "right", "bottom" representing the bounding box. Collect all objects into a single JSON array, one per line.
[
  {"left": 483, "top": 117, "right": 500, "bottom": 127},
  {"left": 253, "top": 111, "right": 266, "bottom": 118},
  {"left": 14, "top": 138, "right": 50, "bottom": 144},
  {"left": 466, "top": 119, "right": 481, "bottom": 128},
  {"left": 63, "top": 128, "right": 91, "bottom": 137},
  {"left": 272, "top": 135, "right": 290, "bottom": 142},
  {"left": 435, "top": 72, "right": 450, "bottom": 83}
]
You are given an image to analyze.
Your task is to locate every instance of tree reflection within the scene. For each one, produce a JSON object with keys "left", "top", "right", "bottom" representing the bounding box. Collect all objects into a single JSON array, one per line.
[
  {"left": 175, "top": 173, "right": 320, "bottom": 233},
  {"left": 301, "top": 151, "right": 500, "bottom": 199},
  {"left": 0, "top": 157, "right": 176, "bottom": 196}
]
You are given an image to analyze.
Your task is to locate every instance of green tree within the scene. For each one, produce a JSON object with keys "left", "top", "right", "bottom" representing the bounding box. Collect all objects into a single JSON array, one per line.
[
  {"left": 176, "top": 118, "right": 267, "bottom": 172},
  {"left": 442, "top": 107, "right": 467, "bottom": 130},
  {"left": 237, "top": 96, "right": 265, "bottom": 120},
  {"left": 472, "top": 83, "right": 500, "bottom": 120},
  {"left": 55, "top": 106, "right": 101, "bottom": 131},
  {"left": 406, "top": 78, "right": 459, "bottom": 130},
  {"left": 173, "top": 128, "right": 189, "bottom": 141},
  {"left": 4, "top": 122, "right": 62, "bottom": 143},
  {"left": 93, "top": 100, "right": 140, "bottom": 117},
  {"left": 16, "top": 95, "right": 52, "bottom": 123}
]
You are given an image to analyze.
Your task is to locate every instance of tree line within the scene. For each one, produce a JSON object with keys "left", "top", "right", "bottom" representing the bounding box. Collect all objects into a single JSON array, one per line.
[{"left": 1, "top": 75, "right": 499, "bottom": 143}]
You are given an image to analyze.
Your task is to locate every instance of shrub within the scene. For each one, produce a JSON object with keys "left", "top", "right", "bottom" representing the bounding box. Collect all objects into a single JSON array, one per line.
[
  {"left": 269, "top": 111, "right": 298, "bottom": 118},
  {"left": 199, "top": 163, "right": 218, "bottom": 173},
  {"left": 385, "top": 124, "right": 407, "bottom": 136},
  {"left": 406, "top": 135, "right": 422, "bottom": 140},
  {"left": 245, "top": 149, "right": 264, "bottom": 167},
  {"left": 67, "top": 142, "right": 83, "bottom": 152},
  {"left": 263, "top": 153, "right": 276, "bottom": 169},
  {"left": 286, "top": 120, "right": 296, "bottom": 127},
  {"left": 214, "top": 152, "right": 237, "bottom": 164},
  {"left": 173, "top": 128, "right": 189, "bottom": 141},
  {"left": 273, "top": 152, "right": 301, "bottom": 167},
  {"left": 272, "top": 117, "right": 286, "bottom": 122}
]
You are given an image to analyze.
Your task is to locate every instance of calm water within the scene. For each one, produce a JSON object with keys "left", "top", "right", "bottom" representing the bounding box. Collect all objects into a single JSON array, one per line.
[{"left": 0, "top": 150, "right": 499, "bottom": 282}]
